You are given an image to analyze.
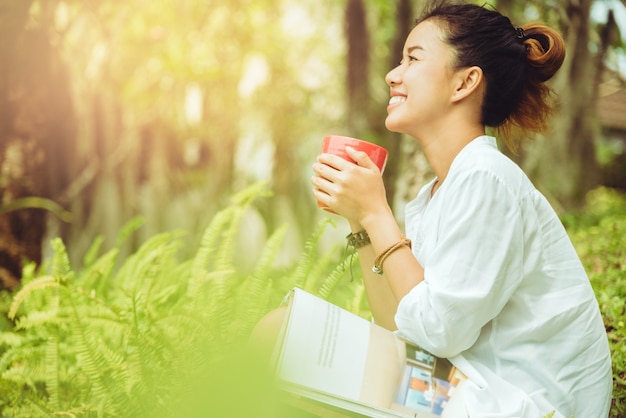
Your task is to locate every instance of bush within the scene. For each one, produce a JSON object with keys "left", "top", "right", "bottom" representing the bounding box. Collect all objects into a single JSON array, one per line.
[
  {"left": 565, "top": 187, "right": 626, "bottom": 418},
  {"left": 0, "top": 182, "right": 362, "bottom": 417}
]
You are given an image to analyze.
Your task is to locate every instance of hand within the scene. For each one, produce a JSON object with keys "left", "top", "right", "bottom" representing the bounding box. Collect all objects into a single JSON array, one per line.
[{"left": 311, "top": 146, "right": 390, "bottom": 225}]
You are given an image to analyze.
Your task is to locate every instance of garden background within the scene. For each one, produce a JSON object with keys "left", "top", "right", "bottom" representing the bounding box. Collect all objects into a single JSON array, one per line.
[{"left": 0, "top": 0, "right": 625, "bottom": 416}]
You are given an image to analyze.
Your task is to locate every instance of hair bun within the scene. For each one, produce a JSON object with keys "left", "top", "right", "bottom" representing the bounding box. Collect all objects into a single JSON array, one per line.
[{"left": 521, "top": 23, "right": 566, "bottom": 82}]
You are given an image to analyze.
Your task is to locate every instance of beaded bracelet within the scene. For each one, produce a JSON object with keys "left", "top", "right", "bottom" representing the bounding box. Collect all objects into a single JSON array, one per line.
[
  {"left": 343, "top": 230, "right": 371, "bottom": 281},
  {"left": 346, "top": 230, "right": 371, "bottom": 249},
  {"left": 372, "top": 237, "right": 412, "bottom": 275}
]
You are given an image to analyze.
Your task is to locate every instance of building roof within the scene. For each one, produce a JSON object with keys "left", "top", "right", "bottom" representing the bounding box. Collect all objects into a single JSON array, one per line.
[{"left": 597, "top": 78, "right": 626, "bottom": 131}]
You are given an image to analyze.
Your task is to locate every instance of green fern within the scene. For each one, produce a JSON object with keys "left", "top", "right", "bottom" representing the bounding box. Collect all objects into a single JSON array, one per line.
[
  {"left": 8, "top": 275, "right": 59, "bottom": 320},
  {"left": 83, "top": 235, "right": 105, "bottom": 268},
  {"left": 317, "top": 250, "right": 358, "bottom": 300},
  {"left": 292, "top": 218, "right": 335, "bottom": 291},
  {"left": 50, "top": 238, "right": 74, "bottom": 285},
  {"left": 114, "top": 216, "right": 145, "bottom": 249},
  {"left": 44, "top": 333, "right": 60, "bottom": 410},
  {"left": 232, "top": 224, "right": 289, "bottom": 338},
  {"left": 0, "top": 182, "right": 361, "bottom": 417},
  {"left": 79, "top": 247, "right": 119, "bottom": 293}
]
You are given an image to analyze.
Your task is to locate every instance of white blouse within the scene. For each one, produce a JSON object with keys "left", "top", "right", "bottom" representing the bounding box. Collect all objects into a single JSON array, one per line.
[{"left": 395, "top": 136, "right": 612, "bottom": 418}]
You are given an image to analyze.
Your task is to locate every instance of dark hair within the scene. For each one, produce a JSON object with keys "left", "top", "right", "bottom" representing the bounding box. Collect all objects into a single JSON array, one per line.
[{"left": 419, "top": 3, "right": 566, "bottom": 150}]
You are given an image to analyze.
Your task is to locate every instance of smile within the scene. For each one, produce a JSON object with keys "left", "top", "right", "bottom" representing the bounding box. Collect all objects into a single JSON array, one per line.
[{"left": 389, "top": 96, "right": 406, "bottom": 105}]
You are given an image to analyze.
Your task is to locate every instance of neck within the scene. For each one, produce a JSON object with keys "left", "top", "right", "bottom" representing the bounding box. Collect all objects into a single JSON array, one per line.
[{"left": 417, "top": 123, "right": 485, "bottom": 184}]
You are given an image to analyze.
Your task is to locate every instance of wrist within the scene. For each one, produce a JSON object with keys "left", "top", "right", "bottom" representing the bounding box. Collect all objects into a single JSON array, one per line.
[
  {"left": 348, "top": 219, "right": 363, "bottom": 233},
  {"left": 358, "top": 205, "right": 394, "bottom": 233}
]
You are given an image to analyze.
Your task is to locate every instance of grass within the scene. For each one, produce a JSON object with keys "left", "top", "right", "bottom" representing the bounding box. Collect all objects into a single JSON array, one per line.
[{"left": 564, "top": 187, "right": 626, "bottom": 417}]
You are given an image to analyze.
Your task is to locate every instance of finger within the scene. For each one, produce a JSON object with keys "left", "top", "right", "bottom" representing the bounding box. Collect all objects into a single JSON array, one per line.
[
  {"left": 317, "top": 153, "right": 353, "bottom": 170},
  {"left": 311, "top": 172, "right": 335, "bottom": 195},
  {"left": 311, "top": 183, "right": 333, "bottom": 209},
  {"left": 345, "top": 147, "right": 379, "bottom": 171},
  {"left": 312, "top": 161, "right": 340, "bottom": 182}
]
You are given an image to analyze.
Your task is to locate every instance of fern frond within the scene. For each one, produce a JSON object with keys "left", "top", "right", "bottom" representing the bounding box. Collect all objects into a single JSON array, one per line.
[
  {"left": 202, "top": 270, "right": 238, "bottom": 345},
  {"left": 292, "top": 218, "right": 335, "bottom": 291},
  {"left": 114, "top": 216, "right": 145, "bottom": 248},
  {"left": 348, "top": 282, "right": 367, "bottom": 317},
  {"left": 20, "top": 261, "right": 39, "bottom": 283},
  {"left": 189, "top": 208, "right": 234, "bottom": 289},
  {"left": 66, "top": 291, "right": 120, "bottom": 414},
  {"left": 188, "top": 269, "right": 236, "bottom": 307},
  {"left": 0, "top": 331, "right": 24, "bottom": 347},
  {"left": 230, "top": 181, "right": 272, "bottom": 207},
  {"left": 8, "top": 276, "right": 59, "bottom": 320},
  {"left": 212, "top": 200, "right": 257, "bottom": 277},
  {"left": 233, "top": 224, "right": 288, "bottom": 337},
  {"left": 14, "top": 309, "right": 63, "bottom": 331},
  {"left": 317, "top": 251, "right": 356, "bottom": 300},
  {"left": 50, "top": 238, "right": 74, "bottom": 284},
  {"left": 246, "top": 224, "right": 288, "bottom": 296},
  {"left": 115, "top": 230, "right": 186, "bottom": 292},
  {"left": 50, "top": 404, "right": 98, "bottom": 417},
  {"left": 79, "top": 248, "right": 119, "bottom": 292},
  {"left": 45, "top": 333, "right": 60, "bottom": 410},
  {"left": 0, "top": 338, "right": 47, "bottom": 388},
  {"left": 82, "top": 235, "right": 105, "bottom": 269},
  {"left": 191, "top": 182, "right": 271, "bottom": 281},
  {"left": 8, "top": 394, "right": 55, "bottom": 418}
]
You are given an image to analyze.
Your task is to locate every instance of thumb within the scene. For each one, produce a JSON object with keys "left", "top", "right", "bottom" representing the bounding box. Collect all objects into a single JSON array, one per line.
[{"left": 346, "top": 146, "right": 379, "bottom": 171}]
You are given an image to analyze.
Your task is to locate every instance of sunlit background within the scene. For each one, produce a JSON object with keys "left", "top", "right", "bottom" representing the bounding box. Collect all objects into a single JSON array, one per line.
[
  {"left": 1, "top": 0, "right": 625, "bottom": 286},
  {"left": 1, "top": 1, "right": 625, "bottom": 416}
]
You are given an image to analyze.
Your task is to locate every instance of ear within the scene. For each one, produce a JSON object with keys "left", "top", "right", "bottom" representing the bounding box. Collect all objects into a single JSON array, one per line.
[{"left": 451, "top": 66, "right": 483, "bottom": 103}]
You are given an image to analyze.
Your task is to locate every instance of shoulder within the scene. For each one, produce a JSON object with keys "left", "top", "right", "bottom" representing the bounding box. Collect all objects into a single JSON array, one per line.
[{"left": 447, "top": 136, "right": 533, "bottom": 197}]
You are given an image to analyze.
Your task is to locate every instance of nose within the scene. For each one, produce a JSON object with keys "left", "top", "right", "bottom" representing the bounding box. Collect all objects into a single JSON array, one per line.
[{"left": 385, "top": 64, "right": 402, "bottom": 86}]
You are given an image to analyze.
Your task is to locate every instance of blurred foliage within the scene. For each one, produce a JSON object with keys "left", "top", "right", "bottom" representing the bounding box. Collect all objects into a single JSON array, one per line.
[
  {"left": 25, "top": 0, "right": 360, "bottom": 266},
  {"left": 1, "top": 0, "right": 626, "bottom": 414},
  {"left": 2, "top": 0, "right": 623, "bottom": 273},
  {"left": 565, "top": 187, "right": 626, "bottom": 417},
  {"left": 0, "top": 182, "right": 365, "bottom": 417},
  {"left": 0, "top": 183, "right": 624, "bottom": 416}
]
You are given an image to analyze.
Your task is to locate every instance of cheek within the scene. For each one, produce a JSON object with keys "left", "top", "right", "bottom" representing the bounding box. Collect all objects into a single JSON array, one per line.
[{"left": 411, "top": 72, "right": 450, "bottom": 107}]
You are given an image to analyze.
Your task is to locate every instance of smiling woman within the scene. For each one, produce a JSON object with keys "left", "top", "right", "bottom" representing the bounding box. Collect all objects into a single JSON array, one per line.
[{"left": 311, "top": 2, "right": 613, "bottom": 417}]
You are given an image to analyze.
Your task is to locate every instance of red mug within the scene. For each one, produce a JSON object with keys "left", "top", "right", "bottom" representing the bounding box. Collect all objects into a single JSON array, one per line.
[{"left": 317, "top": 135, "right": 388, "bottom": 212}]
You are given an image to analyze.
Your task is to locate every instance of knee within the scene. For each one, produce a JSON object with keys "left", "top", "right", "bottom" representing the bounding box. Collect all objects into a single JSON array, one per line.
[{"left": 249, "top": 306, "right": 289, "bottom": 362}]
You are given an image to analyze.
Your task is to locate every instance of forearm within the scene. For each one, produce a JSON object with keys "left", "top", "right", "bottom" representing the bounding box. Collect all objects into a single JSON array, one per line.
[
  {"left": 311, "top": 148, "right": 424, "bottom": 327},
  {"left": 349, "top": 213, "right": 424, "bottom": 330},
  {"left": 353, "top": 243, "right": 399, "bottom": 330}
]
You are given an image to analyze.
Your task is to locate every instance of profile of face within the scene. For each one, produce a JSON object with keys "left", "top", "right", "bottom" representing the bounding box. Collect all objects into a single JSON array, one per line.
[{"left": 384, "top": 20, "right": 462, "bottom": 138}]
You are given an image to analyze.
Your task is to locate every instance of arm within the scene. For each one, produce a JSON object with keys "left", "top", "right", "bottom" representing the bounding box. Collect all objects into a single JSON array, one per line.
[
  {"left": 395, "top": 170, "right": 525, "bottom": 357},
  {"left": 312, "top": 148, "right": 424, "bottom": 329}
]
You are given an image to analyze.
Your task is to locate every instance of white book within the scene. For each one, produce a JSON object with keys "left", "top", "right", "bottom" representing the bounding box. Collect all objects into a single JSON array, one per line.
[{"left": 271, "top": 288, "right": 469, "bottom": 418}]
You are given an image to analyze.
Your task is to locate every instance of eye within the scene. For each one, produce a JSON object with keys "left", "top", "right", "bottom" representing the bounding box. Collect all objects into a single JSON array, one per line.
[{"left": 399, "top": 55, "right": 418, "bottom": 66}]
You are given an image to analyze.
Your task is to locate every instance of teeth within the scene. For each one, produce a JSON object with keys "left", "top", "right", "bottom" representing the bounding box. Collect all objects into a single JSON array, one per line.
[{"left": 389, "top": 96, "right": 406, "bottom": 105}]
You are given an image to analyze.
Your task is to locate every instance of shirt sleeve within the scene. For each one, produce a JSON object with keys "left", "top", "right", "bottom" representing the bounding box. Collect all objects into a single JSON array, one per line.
[{"left": 395, "top": 169, "right": 525, "bottom": 358}]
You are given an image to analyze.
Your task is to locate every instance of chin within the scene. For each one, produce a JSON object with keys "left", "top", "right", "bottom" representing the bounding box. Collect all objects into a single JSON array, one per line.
[{"left": 384, "top": 118, "right": 404, "bottom": 134}]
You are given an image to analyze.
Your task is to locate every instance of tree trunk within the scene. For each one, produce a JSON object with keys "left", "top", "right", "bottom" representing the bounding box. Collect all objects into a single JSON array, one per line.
[
  {"left": 345, "top": 0, "right": 370, "bottom": 133},
  {"left": 0, "top": 1, "right": 76, "bottom": 289},
  {"left": 378, "top": 0, "right": 415, "bottom": 213},
  {"left": 522, "top": 0, "right": 602, "bottom": 211}
]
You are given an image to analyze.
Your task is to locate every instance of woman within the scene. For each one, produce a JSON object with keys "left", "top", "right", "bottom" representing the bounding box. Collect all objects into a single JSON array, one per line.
[{"left": 312, "top": 3, "right": 612, "bottom": 417}]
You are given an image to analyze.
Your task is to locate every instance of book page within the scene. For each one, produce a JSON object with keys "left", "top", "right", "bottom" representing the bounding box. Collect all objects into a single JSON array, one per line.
[
  {"left": 276, "top": 288, "right": 370, "bottom": 401},
  {"left": 274, "top": 289, "right": 469, "bottom": 418}
]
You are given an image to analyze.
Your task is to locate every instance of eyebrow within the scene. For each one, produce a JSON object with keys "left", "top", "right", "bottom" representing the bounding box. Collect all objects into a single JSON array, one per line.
[{"left": 406, "top": 45, "right": 424, "bottom": 54}]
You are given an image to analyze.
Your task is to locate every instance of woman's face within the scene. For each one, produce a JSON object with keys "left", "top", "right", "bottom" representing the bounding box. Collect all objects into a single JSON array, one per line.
[{"left": 384, "top": 20, "right": 459, "bottom": 138}]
